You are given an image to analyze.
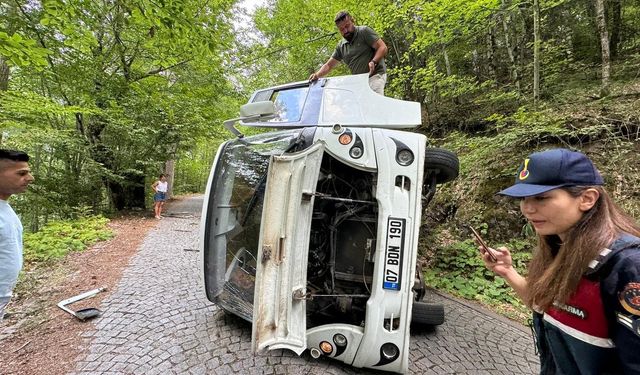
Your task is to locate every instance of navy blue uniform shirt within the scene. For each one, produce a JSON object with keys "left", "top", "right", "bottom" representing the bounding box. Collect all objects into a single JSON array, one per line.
[{"left": 533, "top": 234, "right": 640, "bottom": 375}]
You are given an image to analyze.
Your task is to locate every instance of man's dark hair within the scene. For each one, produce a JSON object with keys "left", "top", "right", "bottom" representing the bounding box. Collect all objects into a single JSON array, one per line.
[
  {"left": 159, "top": 173, "right": 166, "bottom": 178},
  {"left": 0, "top": 149, "right": 30, "bottom": 162},
  {"left": 334, "top": 10, "right": 352, "bottom": 23}
]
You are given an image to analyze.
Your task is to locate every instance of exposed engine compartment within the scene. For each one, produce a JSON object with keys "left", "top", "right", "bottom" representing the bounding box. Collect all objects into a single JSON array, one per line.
[{"left": 306, "top": 153, "right": 378, "bottom": 329}]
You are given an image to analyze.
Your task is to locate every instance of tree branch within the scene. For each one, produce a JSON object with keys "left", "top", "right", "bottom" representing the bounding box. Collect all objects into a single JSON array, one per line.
[{"left": 132, "top": 60, "right": 191, "bottom": 82}]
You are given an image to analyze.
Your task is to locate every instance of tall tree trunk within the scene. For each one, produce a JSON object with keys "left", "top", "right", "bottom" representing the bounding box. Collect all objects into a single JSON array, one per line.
[
  {"left": 0, "top": 57, "right": 9, "bottom": 91},
  {"left": 595, "top": 0, "right": 611, "bottom": 97},
  {"left": 609, "top": 0, "right": 621, "bottom": 58},
  {"left": 533, "top": 0, "right": 541, "bottom": 104},
  {"left": 165, "top": 159, "right": 175, "bottom": 198},
  {"left": 501, "top": 0, "right": 520, "bottom": 92},
  {"left": 389, "top": 35, "right": 402, "bottom": 64},
  {"left": 486, "top": 29, "right": 497, "bottom": 84},
  {"left": 439, "top": 28, "right": 452, "bottom": 77},
  {"left": 563, "top": 10, "right": 574, "bottom": 60},
  {"left": 472, "top": 49, "right": 480, "bottom": 80},
  {"left": 442, "top": 45, "right": 452, "bottom": 77}
]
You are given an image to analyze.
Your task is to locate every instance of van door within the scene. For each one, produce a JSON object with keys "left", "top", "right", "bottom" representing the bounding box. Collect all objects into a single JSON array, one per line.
[{"left": 252, "top": 142, "right": 324, "bottom": 355}]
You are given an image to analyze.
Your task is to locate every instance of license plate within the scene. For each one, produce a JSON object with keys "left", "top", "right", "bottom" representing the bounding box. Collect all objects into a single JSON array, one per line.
[{"left": 383, "top": 217, "right": 405, "bottom": 290}]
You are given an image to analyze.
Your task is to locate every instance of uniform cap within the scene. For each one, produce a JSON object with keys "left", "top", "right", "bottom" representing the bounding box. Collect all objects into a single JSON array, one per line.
[{"left": 498, "top": 148, "right": 603, "bottom": 198}]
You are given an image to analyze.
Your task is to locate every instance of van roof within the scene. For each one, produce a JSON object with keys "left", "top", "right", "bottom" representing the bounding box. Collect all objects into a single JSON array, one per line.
[{"left": 241, "top": 74, "right": 421, "bottom": 129}]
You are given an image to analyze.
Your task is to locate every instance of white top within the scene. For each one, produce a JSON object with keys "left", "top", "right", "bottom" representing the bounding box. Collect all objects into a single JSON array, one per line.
[
  {"left": 0, "top": 200, "right": 23, "bottom": 298},
  {"left": 156, "top": 181, "right": 168, "bottom": 193}
]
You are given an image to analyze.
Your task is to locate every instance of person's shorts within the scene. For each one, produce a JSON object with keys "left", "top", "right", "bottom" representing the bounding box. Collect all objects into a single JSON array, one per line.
[{"left": 154, "top": 192, "right": 167, "bottom": 202}]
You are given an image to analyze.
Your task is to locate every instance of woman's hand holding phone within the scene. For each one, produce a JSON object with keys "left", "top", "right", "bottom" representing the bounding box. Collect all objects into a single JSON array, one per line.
[
  {"left": 469, "top": 226, "right": 498, "bottom": 262},
  {"left": 468, "top": 226, "right": 516, "bottom": 278}
]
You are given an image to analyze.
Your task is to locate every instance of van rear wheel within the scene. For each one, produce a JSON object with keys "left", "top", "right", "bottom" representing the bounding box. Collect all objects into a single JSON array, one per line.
[{"left": 412, "top": 301, "right": 445, "bottom": 326}]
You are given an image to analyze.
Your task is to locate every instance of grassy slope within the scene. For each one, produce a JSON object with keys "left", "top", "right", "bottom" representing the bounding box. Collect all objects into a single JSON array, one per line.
[{"left": 420, "top": 59, "right": 640, "bottom": 324}]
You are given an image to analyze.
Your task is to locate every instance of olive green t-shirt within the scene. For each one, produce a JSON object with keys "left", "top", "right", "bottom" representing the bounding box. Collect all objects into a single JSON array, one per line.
[{"left": 331, "top": 26, "right": 386, "bottom": 76}]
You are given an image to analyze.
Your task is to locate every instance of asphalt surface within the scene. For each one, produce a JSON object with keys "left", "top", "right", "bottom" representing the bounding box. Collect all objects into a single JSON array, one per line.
[{"left": 72, "top": 195, "right": 539, "bottom": 374}]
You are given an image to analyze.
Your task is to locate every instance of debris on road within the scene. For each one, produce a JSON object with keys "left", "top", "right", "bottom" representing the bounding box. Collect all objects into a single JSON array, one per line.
[{"left": 57, "top": 287, "right": 106, "bottom": 321}]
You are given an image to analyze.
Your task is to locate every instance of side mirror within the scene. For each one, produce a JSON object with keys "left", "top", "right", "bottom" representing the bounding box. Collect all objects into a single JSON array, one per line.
[
  {"left": 240, "top": 101, "right": 276, "bottom": 118},
  {"left": 223, "top": 101, "right": 277, "bottom": 138}
]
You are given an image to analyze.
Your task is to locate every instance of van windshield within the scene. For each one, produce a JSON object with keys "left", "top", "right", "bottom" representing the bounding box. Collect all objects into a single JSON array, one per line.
[{"left": 203, "top": 129, "right": 303, "bottom": 320}]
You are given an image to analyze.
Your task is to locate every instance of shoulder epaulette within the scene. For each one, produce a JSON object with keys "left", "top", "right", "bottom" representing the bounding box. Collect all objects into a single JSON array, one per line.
[{"left": 584, "top": 234, "right": 640, "bottom": 277}]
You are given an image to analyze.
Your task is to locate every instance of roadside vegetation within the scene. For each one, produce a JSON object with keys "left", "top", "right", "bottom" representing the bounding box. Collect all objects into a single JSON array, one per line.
[
  {"left": 22, "top": 216, "right": 112, "bottom": 263},
  {"left": 14, "top": 216, "right": 113, "bottom": 302},
  {"left": 2, "top": 0, "right": 639, "bottom": 322}
]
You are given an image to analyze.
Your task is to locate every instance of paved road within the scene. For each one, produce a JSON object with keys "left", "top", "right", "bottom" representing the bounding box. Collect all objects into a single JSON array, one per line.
[{"left": 72, "top": 195, "right": 539, "bottom": 374}]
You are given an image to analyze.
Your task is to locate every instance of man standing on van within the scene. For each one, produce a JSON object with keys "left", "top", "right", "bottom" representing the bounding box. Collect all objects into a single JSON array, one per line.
[
  {"left": 308, "top": 10, "right": 388, "bottom": 95},
  {"left": 0, "top": 149, "right": 34, "bottom": 320}
]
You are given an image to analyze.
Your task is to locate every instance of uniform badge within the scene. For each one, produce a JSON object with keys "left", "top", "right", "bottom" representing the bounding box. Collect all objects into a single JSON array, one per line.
[
  {"left": 519, "top": 159, "right": 530, "bottom": 180},
  {"left": 619, "top": 282, "right": 640, "bottom": 316}
]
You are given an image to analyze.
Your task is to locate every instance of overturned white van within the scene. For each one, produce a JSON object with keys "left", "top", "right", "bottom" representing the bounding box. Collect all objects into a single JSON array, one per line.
[{"left": 200, "top": 74, "right": 459, "bottom": 373}]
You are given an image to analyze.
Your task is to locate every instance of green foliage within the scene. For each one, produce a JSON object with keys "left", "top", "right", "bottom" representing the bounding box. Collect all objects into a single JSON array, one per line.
[
  {"left": 1, "top": 90, "right": 111, "bottom": 229},
  {"left": 173, "top": 140, "right": 221, "bottom": 194},
  {"left": 2, "top": 0, "right": 239, "bottom": 218},
  {"left": 23, "top": 216, "right": 113, "bottom": 263},
  {"left": 0, "top": 32, "right": 49, "bottom": 68},
  {"left": 425, "top": 237, "right": 532, "bottom": 321}
]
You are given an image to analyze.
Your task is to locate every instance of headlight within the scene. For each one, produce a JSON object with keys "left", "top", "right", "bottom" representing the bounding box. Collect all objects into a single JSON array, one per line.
[
  {"left": 380, "top": 343, "right": 399, "bottom": 361},
  {"left": 333, "top": 334, "right": 347, "bottom": 347},
  {"left": 396, "top": 149, "right": 414, "bottom": 166},
  {"left": 350, "top": 146, "right": 363, "bottom": 159}
]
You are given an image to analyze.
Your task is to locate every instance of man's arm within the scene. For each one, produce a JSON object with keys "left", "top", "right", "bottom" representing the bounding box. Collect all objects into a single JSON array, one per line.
[
  {"left": 309, "top": 58, "right": 340, "bottom": 82},
  {"left": 367, "top": 38, "right": 388, "bottom": 75},
  {"left": 151, "top": 181, "right": 159, "bottom": 192}
]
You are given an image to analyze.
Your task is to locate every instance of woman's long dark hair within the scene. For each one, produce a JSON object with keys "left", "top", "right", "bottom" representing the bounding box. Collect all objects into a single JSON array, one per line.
[{"left": 525, "top": 186, "right": 640, "bottom": 311}]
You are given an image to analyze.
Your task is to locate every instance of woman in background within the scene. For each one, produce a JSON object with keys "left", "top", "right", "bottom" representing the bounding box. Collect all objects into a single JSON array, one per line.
[{"left": 151, "top": 174, "right": 168, "bottom": 219}]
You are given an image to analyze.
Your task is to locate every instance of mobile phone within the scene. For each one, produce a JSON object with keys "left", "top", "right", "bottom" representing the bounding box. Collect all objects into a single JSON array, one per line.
[{"left": 469, "top": 226, "right": 497, "bottom": 262}]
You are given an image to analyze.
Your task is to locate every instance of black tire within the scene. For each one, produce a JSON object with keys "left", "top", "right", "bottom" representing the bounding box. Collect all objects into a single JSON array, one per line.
[
  {"left": 412, "top": 301, "right": 445, "bottom": 326},
  {"left": 424, "top": 148, "right": 459, "bottom": 184}
]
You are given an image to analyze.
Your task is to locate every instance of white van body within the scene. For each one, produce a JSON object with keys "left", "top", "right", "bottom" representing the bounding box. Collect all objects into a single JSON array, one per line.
[{"left": 200, "top": 74, "right": 458, "bottom": 373}]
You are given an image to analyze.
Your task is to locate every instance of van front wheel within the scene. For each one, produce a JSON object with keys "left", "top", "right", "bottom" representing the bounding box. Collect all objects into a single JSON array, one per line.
[{"left": 424, "top": 148, "right": 459, "bottom": 185}]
